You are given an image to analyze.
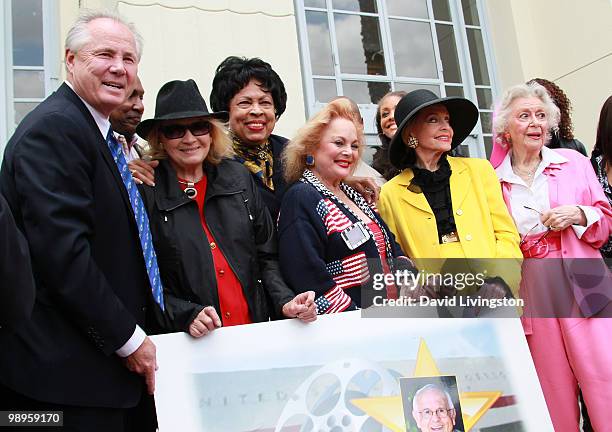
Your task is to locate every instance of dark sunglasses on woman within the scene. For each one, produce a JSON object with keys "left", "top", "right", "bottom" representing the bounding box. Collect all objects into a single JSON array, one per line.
[{"left": 160, "top": 121, "right": 211, "bottom": 140}]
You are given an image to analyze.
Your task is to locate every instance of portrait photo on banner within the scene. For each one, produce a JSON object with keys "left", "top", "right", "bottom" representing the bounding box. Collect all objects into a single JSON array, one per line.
[{"left": 400, "top": 375, "right": 465, "bottom": 432}]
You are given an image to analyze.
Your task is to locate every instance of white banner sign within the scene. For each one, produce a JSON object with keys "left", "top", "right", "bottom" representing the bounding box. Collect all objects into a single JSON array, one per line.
[{"left": 152, "top": 313, "right": 552, "bottom": 431}]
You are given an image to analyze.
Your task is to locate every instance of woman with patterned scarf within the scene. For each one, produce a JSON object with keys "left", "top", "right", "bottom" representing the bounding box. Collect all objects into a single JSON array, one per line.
[
  {"left": 277, "top": 99, "right": 416, "bottom": 314},
  {"left": 209, "top": 56, "right": 380, "bottom": 220}
]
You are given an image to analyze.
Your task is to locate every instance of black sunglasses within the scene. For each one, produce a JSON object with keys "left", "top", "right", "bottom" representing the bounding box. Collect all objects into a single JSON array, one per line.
[{"left": 160, "top": 121, "right": 211, "bottom": 140}]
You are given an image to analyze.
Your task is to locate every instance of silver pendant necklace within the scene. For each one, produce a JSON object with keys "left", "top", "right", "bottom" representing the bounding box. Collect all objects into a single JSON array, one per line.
[{"left": 177, "top": 178, "right": 201, "bottom": 199}]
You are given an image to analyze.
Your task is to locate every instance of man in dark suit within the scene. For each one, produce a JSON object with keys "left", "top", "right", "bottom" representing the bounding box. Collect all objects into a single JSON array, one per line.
[
  {"left": 0, "top": 193, "right": 35, "bottom": 329},
  {"left": 0, "top": 10, "right": 160, "bottom": 431}
]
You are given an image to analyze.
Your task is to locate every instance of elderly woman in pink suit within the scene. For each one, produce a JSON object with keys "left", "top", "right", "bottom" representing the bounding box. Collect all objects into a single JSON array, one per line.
[{"left": 491, "top": 82, "right": 612, "bottom": 431}]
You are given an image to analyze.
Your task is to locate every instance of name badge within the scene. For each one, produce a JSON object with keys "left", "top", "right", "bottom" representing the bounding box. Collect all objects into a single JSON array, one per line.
[{"left": 341, "top": 222, "right": 371, "bottom": 250}]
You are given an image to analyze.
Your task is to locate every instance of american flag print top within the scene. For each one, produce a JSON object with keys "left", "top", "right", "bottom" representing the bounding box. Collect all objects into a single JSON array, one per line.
[
  {"left": 326, "top": 252, "right": 370, "bottom": 290},
  {"left": 316, "top": 198, "right": 352, "bottom": 235},
  {"left": 316, "top": 197, "right": 372, "bottom": 314}
]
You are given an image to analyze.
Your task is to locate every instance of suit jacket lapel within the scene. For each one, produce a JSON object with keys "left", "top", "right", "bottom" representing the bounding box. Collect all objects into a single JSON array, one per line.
[
  {"left": 449, "top": 157, "right": 471, "bottom": 210},
  {"left": 396, "top": 170, "right": 433, "bottom": 214},
  {"left": 99, "top": 142, "right": 134, "bottom": 216},
  {"left": 59, "top": 84, "right": 134, "bottom": 216}
]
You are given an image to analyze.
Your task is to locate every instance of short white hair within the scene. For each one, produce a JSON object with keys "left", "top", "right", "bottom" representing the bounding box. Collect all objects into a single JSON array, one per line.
[
  {"left": 492, "top": 82, "right": 560, "bottom": 137},
  {"left": 65, "top": 9, "right": 143, "bottom": 59},
  {"left": 412, "top": 384, "right": 455, "bottom": 412}
]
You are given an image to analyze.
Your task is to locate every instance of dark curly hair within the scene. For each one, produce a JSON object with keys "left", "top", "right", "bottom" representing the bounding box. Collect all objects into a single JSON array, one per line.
[
  {"left": 593, "top": 95, "right": 612, "bottom": 166},
  {"left": 209, "top": 56, "right": 287, "bottom": 119},
  {"left": 528, "top": 78, "right": 574, "bottom": 140},
  {"left": 372, "top": 91, "right": 406, "bottom": 180}
]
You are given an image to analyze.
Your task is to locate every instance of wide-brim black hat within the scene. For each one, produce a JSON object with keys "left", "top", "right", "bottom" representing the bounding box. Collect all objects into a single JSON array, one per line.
[
  {"left": 388, "top": 89, "right": 479, "bottom": 168},
  {"left": 136, "top": 79, "right": 229, "bottom": 139}
]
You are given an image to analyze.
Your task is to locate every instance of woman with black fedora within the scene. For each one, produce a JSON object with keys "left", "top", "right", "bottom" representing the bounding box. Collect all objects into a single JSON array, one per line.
[
  {"left": 377, "top": 90, "right": 521, "bottom": 298},
  {"left": 135, "top": 79, "right": 316, "bottom": 337}
]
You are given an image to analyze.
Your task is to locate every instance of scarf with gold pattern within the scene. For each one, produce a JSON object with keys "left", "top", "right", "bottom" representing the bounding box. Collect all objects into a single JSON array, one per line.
[{"left": 232, "top": 136, "right": 274, "bottom": 190}]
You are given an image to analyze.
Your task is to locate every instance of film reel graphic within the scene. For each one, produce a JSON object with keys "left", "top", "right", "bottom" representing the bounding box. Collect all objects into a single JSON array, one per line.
[{"left": 274, "top": 358, "right": 399, "bottom": 432}]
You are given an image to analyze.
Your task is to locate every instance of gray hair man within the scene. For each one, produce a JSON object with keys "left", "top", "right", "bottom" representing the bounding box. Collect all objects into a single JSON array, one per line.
[
  {"left": 412, "top": 384, "right": 461, "bottom": 432},
  {"left": 0, "top": 10, "right": 160, "bottom": 431}
]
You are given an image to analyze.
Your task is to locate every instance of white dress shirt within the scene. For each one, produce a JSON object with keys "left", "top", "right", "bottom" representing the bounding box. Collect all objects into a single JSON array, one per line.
[{"left": 115, "top": 133, "right": 142, "bottom": 162}]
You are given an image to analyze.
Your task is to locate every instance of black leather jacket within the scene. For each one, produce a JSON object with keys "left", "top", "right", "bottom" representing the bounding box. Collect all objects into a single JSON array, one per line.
[{"left": 139, "top": 159, "right": 294, "bottom": 333}]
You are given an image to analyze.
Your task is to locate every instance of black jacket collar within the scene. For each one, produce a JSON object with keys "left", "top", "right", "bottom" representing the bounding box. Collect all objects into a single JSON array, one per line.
[{"left": 154, "top": 159, "right": 244, "bottom": 211}]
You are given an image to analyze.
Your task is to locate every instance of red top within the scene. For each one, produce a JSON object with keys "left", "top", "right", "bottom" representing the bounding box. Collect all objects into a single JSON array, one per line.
[
  {"left": 368, "top": 222, "right": 397, "bottom": 299},
  {"left": 179, "top": 176, "right": 252, "bottom": 326}
]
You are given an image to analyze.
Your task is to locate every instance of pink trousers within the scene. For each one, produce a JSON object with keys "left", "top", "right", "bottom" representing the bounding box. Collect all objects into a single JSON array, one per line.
[
  {"left": 525, "top": 317, "right": 612, "bottom": 431},
  {"left": 521, "top": 249, "right": 612, "bottom": 431}
]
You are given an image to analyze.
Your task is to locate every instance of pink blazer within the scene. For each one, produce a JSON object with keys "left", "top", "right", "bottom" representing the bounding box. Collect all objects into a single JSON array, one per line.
[{"left": 499, "top": 149, "right": 612, "bottom": 317}]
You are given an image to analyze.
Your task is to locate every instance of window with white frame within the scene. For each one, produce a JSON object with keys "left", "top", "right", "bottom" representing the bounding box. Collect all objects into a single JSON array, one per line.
[
  {"left": 1, "top": 0, "right": 59, "bottom": 152},
  {"left": 295, "top": 0, "right": 497, "bottom": 160}
]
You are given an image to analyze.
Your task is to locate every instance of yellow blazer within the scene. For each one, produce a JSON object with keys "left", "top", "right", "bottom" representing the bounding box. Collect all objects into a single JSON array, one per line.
[{"left": 379, "top": 156, "right": 522, "bottom": 260}]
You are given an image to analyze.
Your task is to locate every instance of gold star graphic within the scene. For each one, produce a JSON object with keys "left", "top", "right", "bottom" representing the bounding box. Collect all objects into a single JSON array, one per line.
[{"left": 350, "top": 339, "right": 501, "bottom": 431}]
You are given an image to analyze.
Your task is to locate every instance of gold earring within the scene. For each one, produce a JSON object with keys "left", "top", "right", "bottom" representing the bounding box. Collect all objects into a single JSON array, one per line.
[{"left": 407, "top": 135, "right": 419, "bottom": 149}]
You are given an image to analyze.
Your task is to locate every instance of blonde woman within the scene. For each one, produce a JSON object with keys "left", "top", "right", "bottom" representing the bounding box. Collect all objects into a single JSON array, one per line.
[
  {"left": 136, "top": 80, "right": 316, "bottom": 336},
  {"left": 278, "top": 99, "right": 415, "bottom": 314}
]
